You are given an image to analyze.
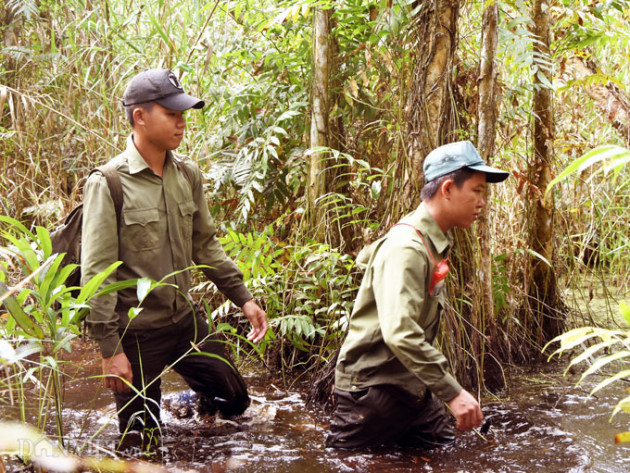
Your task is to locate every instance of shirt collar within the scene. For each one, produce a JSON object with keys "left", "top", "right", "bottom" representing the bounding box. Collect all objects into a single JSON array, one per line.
[
  {"left": 124, "top": 134, "right": 175, "bottom": 175},
  {"left": 402, "top": 202, "right": 453, "bottom": 255}
]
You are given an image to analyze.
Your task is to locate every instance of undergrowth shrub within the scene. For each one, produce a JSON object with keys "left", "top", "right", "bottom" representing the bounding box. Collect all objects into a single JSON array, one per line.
[
  {"left": 194, "top": 225, "right": 358, "bottom": 380},
  {"left": 0, "top": 216, "right": 131, "bottom": 444}
]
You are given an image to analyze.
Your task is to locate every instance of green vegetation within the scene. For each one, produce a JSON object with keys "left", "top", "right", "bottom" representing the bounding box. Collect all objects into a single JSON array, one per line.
[
  {"left": 0, "top": 217, "right": 129, "bottom": 441},
  {"left": 544, "top": 304, "right": 630, "bottom": 444},
  {"left": 544, "top": 144, "right": 630, "bottom": 444}
]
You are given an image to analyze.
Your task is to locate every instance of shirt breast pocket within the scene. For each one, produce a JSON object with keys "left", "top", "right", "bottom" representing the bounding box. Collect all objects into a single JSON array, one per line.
[{"left": 123, "top": 208, "right": 162, "bottom": 251}]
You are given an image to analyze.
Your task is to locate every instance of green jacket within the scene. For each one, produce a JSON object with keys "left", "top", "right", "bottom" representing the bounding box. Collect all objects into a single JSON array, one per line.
[
  {"left": 81, "top": 135, "right": 252, "bottom": 358},
  {"left": 335, "top": 203, "right": 462, "bottom": 402}
]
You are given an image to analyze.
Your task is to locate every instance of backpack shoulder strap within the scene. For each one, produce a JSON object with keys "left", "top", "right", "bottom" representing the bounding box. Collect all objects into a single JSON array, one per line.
[
  {"left": 392, "top": 222, "right": 438, "bottom": 266},
  {"left": 92, "top": 162, "right": 123, "bottom": 225},
  {"left": 173, "top": 158, "right": 195, "bottom": 191}
]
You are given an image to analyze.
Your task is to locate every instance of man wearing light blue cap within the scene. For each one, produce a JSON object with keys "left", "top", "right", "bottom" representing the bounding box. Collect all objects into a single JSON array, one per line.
[
  {"left": 423, "top": 140, "right": 510, "bottom": 183},
  {"left": 327, "top": 141, "right": 509, "bottom": 449}
]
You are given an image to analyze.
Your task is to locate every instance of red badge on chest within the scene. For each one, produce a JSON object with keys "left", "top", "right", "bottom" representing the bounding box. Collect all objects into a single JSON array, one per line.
[{"left": 429, "top": 259, "right": 449, "bottom": 295}]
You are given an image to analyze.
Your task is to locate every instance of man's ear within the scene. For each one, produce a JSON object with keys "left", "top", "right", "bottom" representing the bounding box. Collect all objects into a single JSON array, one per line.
[
  {"left": 440, "top": 179, "right": 454, "bottom": 199},
  {"left": 132, "top": 106, "right": 146, "bottom": 126}
]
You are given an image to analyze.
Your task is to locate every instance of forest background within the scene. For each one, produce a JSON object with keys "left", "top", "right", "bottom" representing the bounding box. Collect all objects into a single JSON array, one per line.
[{"left": 1, "top": 0, "right": 630, "bottom": 431}]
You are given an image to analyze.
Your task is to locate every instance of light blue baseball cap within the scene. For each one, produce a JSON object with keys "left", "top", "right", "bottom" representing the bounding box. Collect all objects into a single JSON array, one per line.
[{"left": 423, "top": 141, "right": 510, "bottom": 183}]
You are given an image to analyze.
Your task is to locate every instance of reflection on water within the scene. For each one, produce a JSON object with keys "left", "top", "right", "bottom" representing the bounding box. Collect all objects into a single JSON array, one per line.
[{"left": 3, "top": 341, "right": 629, "bottom": 473}]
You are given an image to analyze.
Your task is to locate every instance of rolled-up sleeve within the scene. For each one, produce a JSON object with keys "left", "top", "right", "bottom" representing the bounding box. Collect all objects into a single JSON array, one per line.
[
  {"left": 187, "top": 164, "right": 252, "bottom": 307},
  {"left": 372, "top": 244, "right": 462, "bottom": 402},
  {"left": 81, "top": 173, "right": 122, "bottom": 358}
]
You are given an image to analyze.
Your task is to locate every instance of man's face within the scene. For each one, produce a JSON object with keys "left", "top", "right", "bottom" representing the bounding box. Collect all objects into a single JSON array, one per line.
[
  {"left": 447, "top": 171, "right": 487, "bottom": 228},
  {"left": 140, "top": 103, "right": 186, "bottom": 151}
]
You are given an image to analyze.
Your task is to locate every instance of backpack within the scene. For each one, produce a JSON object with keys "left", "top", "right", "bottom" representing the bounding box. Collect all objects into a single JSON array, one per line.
[
  {"left": 50, "top": 157, "right": 195, "bottom": 291},
  {"left": 50, "top": 162, "right": 123, "bottom": 291}
]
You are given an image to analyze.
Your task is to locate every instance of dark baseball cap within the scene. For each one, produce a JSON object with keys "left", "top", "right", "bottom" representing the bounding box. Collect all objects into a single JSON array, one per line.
[
  {"left": 122, "top": 69, "right": 205, "bottom": 111},
  {"left": 423, "top": 140, "right": 509, "bottom": 183}
]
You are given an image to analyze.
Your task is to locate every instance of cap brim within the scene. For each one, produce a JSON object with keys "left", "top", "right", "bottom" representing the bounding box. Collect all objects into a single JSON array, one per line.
[
  {"left": 156, "top": 93, "right": 205, "bottom": 111},
  {"left": 468, "top": 164, "right": 510, "bottom": 183}
]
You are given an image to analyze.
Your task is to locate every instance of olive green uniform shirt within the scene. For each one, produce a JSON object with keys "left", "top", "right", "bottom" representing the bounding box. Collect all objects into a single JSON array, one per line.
[
  {"left": 335, "top": 203, "right": 462, "bottom": 403},
  {"left": 81, "top": 135, "right": 252, "bottom": 358}
]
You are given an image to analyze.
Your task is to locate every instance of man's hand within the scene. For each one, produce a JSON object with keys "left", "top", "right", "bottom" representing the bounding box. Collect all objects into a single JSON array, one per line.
[
  {"left": 102, "top": 352, "right": 133, "bottom": 393},
  {"left": 241, "top": 299, "right": 268, "bottom": 343},
  {"left": 447, "top": 389, "right": 483, "bottom": 431}
]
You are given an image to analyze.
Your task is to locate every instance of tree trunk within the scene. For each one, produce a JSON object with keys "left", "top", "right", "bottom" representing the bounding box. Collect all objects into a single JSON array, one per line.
[
  {"left": 474, "top": 0, "right": 507, "bottom": 390},
  {"left": 526, "top": 0, "right": 565, "bottom": 344},
  {"left": 404, "top": 0, "right": 459, "bottom": 210},
  {"left": 324, "top": 13, "right": 355, "bottom": 251},
  {"left": 308, "top": 7, "right": 330, "bottom": 239},
  {"left": 564, "top": 54, "right": 630, "bottom": 145},
  {"left": 477, "top": 3, "right": 499, "bottom": 160}
]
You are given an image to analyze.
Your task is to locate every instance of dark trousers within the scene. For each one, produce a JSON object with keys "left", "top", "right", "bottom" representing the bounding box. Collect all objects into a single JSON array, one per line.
[
  {"left": 326, "top": 385, "right": 454, "bottom": 449},
  {"left": 115, "top": 311, "right": 250, "bottom": 433}
]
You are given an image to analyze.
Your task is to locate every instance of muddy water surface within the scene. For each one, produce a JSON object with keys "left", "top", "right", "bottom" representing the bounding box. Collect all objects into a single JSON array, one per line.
[{"left": 5, "top": 341, "right": 629, "bottom": 473}]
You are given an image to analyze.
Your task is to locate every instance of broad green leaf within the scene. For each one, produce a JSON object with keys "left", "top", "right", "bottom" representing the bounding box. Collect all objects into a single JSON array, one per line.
[
  {"left": 268, "top": 6, "right": 291, "bottom": 27},
  {"left": 526, "top": 248, "right": 552, "bottom": 267},
  {"left": 37, "top": 254, "right": 65, "bottom": 301},
  {"left": 590, "top": 369, "right": 630, "bottom": 396},
  {"left": 43, "top": 355, "right": 58, "bottom": 370},
  {"left": 52, "top": 333, "right": 77, "bottom": 354},
  {"left": 536, "top": 69, "right": 553, "bottom": 89},
  {"left": 600, "top": 155, "right": 630, "bottom": 175},
  {"left": 611, "top": 395, "right": 630, "bottom": 419},
  {"left": 0, "top": 281, "right": 44, "bottom": 339},
  {"left": 0, "top": 339, "right": 16, "bottom": 363},
  {"left": 75, "top": 261, "right": 122, "bottom": 304},
  {"left": 136, "top": 277, "right": 153, "bottom": 304},
  {"left": 217, "top": 322, "right": 236, "bottom": 333},
  {"left": 0, "top": 216, "right": 32, "bottom": 237},
  {"left": 55, "top": 264, "right": 78, "bottom": 288},
  {"left": 128, "top": 307, "right": 143, "bottom": 321},
  {"left": 580, "top": 351, "right": 630, "bottom": 382},
  {"left": 277, "top": 110, "right": 300, "bottom": 122},
  {"left": 545, "top": 326, "right": 617, "bottom": 355},
  {"left": 567, "top": 337, "right": 621, "bottom": 371},
  {"left": 95, "top": 278, "right": 139, "bottom": 297},
  {"left": 290, "top": 4, "right": 300, "bottom": 22},
  {"left": 2, "top": 233, "right": 40, "bottom": 270},
  {"left": 234, "top": 1, "right": 242, "bottom": 22},
  {"left": 545, "top": 145, "right": 630, "bottom": 198},
  {"left": 68, "top": 304, "right": 93, "bottom": 325},
  {"left": 35, "top": 226, "right": 53, "bottom": 258},
  {"left": 620, "top": 302, "right": 630, "bottom": 326}
]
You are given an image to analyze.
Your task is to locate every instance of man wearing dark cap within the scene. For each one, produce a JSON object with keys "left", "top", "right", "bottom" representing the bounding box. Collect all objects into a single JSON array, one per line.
[
  {"left": 326, "top": 140, "right": 509, "bottom": 449},
  {"left": 81, "top": 68, "right": 268, "bottom": 447}
]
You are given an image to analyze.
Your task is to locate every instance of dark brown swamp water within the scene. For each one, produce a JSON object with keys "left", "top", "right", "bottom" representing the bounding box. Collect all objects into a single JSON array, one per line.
[{"left": 3, "top": 341, "right": 629, "bottom": 473}]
